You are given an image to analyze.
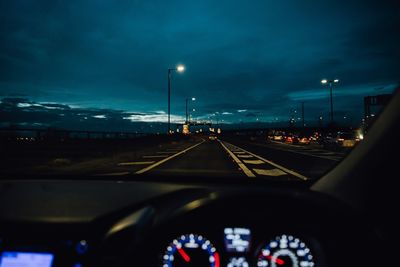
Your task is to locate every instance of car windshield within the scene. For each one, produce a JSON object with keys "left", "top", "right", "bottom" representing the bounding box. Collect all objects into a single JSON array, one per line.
[{"left": 0, "top": 0, "right": 398, "bottom": 181}]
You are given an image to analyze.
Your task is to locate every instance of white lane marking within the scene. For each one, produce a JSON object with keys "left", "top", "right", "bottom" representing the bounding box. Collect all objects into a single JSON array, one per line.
[
  {"left": 223, "top": 141, "right": 309, "bottom": 180},
  {"left": 136, "top": 140, "right": 205, "bottom": 174},
  {"left": 142, "top": 155, "right": 168, "bottom": 158},
  {"left": 95, "top": 171, "right": 130, "bottom": 176},
  {"left": 117, "top": 161, "right": 154, "bottom": 166},
  {"left": 237, "top": 154, "right": 253, "bottom": 158},
  {"left": 270, "top": 140, "right": 305, "bottom": 148},
  {"left": 218, "top": 140, "right": 256, "bottom": 178},
  {"left": 254, "top": 142, "right": 342, "bottom": 162},
  {"left": 234, "top": 151, "right": 246, "bottom": 154},
  {"left": 253, "top": 168, "right": 287, "bottom": 176},
  {"left": 242, "top": 159, "right": 264, "bottom": 164}
]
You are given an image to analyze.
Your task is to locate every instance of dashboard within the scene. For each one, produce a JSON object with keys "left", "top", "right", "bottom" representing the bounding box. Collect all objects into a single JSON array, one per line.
[
  {"left": 0, "top": 180, "right": 384, "bottom": 267},
  {"left": 159, "top": 230, "right": 317, "bottom": 267}
]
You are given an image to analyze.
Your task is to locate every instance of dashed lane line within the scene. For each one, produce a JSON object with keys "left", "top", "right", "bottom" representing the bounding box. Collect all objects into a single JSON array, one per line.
[
  {"left": 218, "top": 140, "right": 256, "bottom": 178},
  {"left": 135, "top": 139, "right": 206, "bottom": 174},
  {"left": 223, "top": 141, "right": 309, "bottom": 181},
  {"left": 250, "top": 141, "right": 342, "bottom": 162}
]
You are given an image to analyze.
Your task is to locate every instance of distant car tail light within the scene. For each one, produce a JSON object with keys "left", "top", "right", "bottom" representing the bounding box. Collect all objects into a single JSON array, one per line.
[{"left": 300, "top": 137, "right": 309, "bottom": 143}]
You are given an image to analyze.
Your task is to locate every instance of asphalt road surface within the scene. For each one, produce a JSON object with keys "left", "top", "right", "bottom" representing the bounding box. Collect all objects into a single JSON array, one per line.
[
  {"left": 3, "top": 135, "right": 346, "bottom": 181},
  {"left": 90, "top": 136, "right": 345, "bottom": 181}
]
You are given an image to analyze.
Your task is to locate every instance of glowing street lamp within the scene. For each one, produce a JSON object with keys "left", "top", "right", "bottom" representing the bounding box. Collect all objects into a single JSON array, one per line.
[
  {"left": 177, "top": 64, "right": 185, "bottom": 72},
  {"left": 186, "top": 97, "right": 196, "bottom": 124},
  {"left": 321, "top": 78, "right": 339, "bottom": 124},
  {"left": 167, "top": 64, "right": 185, "bottom": 133}
]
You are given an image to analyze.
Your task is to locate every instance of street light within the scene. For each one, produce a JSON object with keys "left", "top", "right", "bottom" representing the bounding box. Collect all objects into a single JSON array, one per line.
[
  {"left": 177, "top": 65, "right": 185, "bottom": 72},
  {"left": 321, "top": 78, "right": 339, "bottom": 124},
  {"left": 167, "top": 64, "right": 185, "bottom": 134},
  {"left": 191, "top": 109, "right": 196, "bottom": 123},
  {"left": 185, "top": 97, "right": 196, "bottom": 124}
]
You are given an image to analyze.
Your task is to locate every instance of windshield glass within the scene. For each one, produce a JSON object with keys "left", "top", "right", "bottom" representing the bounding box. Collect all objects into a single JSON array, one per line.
[{"left": 0, "top": 0, "right": 399, "bottom": 181}]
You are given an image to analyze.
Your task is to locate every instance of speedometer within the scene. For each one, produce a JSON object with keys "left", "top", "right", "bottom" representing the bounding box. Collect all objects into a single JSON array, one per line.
[
  {"left": 162, "top": 234, "right": 220, "bottom": 267},
  {"left": 257, "top": 234, "right": 315, "bottom": 267}
]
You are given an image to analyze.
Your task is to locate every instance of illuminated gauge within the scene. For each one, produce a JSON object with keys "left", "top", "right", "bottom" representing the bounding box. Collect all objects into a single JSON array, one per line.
[
  {"left": 162, "top": 233, "right": 220, "bottom": 267},
  {"left": 228, "top": 257, "right": 249, "bottom": 267},
  {"left": 257, "top": 234, "right": 315, "bottom": 267}
]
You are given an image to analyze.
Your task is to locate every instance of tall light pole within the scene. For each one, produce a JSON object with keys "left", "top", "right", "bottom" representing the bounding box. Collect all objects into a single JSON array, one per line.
[
  {"left": 185, "top": 97, "right": 196, "bottom": 124},
  {"left": 167, "top": 64, "right": 185, "bottom": 134},
  {"left": 321, "top": 78, "right": 339, "bottom": 124}
]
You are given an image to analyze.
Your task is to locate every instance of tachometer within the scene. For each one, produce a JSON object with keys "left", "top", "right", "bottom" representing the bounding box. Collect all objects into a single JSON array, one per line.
[
  {"left": 257, "top": 234, "right": 315, "bottom": 267},
  {"left": 162, "top": 234, "right": 220, "bottom": 267}
]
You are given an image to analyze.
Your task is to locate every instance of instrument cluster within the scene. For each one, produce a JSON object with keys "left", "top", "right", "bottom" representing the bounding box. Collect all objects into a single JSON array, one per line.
[{"left": 161, "top": 228, "right": 320, "bottom": 267}]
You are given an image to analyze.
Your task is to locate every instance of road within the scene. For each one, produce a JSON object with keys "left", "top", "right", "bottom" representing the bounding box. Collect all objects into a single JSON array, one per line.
[
  {"left": 87, "top": 135, "right": 345, "bottom": 181},
  {"left": 3, "top": 135, "right": 346, "bottom": 181}
]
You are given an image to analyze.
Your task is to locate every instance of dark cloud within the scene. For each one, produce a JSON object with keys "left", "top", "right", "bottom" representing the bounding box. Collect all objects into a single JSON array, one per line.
[
  {"left": 0, "top": 97, "right": 175, "bottom": 133},
  {"left": 0, "top": 0, "right": 399, "bottom": 129},
  {"left": 245, "top": 112, "right": 260, "bottom": 118}
]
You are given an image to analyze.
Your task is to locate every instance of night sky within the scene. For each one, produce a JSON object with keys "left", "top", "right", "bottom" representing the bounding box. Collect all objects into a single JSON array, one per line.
[{"left": 1, "top": 0, "right": 399, "bottom": 131}]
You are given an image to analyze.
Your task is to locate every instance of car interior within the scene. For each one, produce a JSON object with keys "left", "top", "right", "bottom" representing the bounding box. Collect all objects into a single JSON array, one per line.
[{"left": 0, "top": 89, "right": 398, "bottom": 267}]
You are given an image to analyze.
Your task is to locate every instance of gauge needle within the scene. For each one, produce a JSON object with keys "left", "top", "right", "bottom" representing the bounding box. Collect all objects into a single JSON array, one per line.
[
  {"left": 267, "top": 255, "right": 285, "bottom": 265},
  {"left": 177, "top": 248, "right": 191, "bottom": 262},
  {"left": 214, "top": 252, "right": 220, "bottom": 267}
]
